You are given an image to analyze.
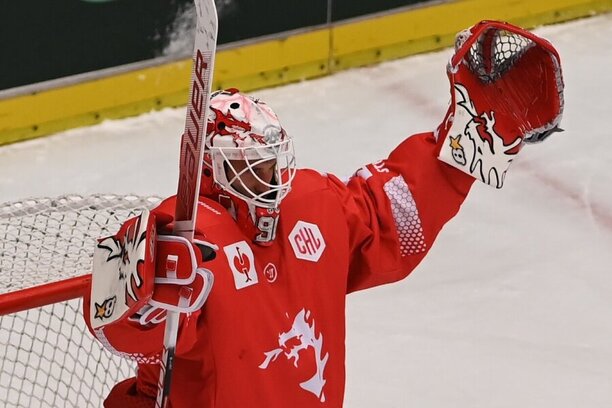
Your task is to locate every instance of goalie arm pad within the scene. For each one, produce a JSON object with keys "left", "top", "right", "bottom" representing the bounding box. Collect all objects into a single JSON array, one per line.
[{"left": 84, "top": 201, "right": 214, "bottom": 360}]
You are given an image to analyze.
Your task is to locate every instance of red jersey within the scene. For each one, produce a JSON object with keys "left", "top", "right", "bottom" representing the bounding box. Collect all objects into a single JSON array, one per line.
[{"left": 85, "top": 132, "right": 474, "bottom": 407}]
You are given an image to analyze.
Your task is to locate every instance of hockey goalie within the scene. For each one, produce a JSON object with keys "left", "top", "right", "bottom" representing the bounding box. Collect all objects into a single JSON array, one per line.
[{"left": 84, "top": 20, "right": 563, "bottom": 407}]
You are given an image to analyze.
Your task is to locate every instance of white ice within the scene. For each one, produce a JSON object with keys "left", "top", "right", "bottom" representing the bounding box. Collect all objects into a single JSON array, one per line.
[{"left": 1, "top": 14, "right": 611, "bottom": 408}]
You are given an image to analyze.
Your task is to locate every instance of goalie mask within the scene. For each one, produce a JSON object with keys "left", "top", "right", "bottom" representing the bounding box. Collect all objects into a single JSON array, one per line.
[
  {"left": 203, "top": 88, "right": 296, "bottom": 245},
  {"left": 437, "top": 20, "right": 564, "bottom": 188}
]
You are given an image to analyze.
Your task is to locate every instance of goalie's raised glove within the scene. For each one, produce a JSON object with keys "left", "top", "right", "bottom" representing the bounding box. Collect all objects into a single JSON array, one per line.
[
  {"left": 436, "top": 20, "right": 564, "bottom": 188},
  {"left": 88, "top": 208, "right": 215, "bottom": 330}
]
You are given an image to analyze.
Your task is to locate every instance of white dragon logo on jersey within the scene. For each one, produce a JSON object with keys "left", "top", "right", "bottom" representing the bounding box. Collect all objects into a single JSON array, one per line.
[{"left": 259, "top": 309, "right": 329, "bottom": 402}]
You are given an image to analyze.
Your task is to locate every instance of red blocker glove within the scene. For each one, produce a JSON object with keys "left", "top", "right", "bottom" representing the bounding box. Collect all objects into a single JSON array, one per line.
[
  {"left": 89, "top": 208, "right": 215, "bottom": 330},
  {"left": 133, "top": 235, "right": 215, "bottom": 326}
]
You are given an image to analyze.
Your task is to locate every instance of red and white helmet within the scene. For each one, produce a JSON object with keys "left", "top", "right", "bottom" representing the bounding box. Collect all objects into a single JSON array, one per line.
[{"left": 204, "top": 88, "right": 296, "bottom": 210}]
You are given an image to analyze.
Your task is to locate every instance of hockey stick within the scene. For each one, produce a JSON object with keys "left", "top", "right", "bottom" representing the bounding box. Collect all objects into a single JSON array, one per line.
[{"left": 155, "top": 1, "right": 218, "bottom": 407}]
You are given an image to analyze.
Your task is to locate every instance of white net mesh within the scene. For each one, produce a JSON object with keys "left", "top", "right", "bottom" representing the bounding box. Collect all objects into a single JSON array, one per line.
[
  {"left": 0, "top": 194, "right": 162, "bottom": 294},
  {"left": 0, "top": 194, "right": 162, "bottom": 407}
]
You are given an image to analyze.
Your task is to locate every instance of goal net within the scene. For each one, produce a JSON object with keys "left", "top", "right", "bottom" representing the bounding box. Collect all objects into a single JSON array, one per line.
[{"left": 0, "top": 194, "right": 161, "bottom": 408}]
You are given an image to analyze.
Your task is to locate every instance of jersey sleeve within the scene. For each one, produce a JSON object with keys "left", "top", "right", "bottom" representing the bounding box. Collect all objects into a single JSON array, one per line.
[{"left": 328, "top": 132, "right": 475, "bottom": 293}]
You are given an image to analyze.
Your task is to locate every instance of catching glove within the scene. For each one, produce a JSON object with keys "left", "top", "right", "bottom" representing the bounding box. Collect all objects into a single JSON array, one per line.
[{"left": 436, "top": 20, "right": 564, "bottom": 188}]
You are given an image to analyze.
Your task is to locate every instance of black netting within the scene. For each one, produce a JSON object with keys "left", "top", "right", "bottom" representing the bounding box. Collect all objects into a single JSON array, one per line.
[{"left": 464, "top": 28, "right": 534, "bottom": 84}]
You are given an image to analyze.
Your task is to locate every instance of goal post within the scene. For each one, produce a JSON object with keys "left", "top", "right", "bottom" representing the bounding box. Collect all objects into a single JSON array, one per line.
[
  {"left": 0, "top": 194, "right": 161, "bottom": 407},
  {"left": 0, "top": 275, "right": 90, "bottom": 316}
]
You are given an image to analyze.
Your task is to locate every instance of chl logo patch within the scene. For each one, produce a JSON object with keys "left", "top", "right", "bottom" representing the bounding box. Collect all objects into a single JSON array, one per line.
[
  {"left": 223, "top": 241, "right": 258, "bottom": 290},
  {"left": 288, "top": 221, "right": 326, "bottom": 262}
]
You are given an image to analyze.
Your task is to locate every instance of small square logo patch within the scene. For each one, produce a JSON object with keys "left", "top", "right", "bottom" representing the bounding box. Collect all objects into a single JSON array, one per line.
[{"left": 223, "top": 241, "right": 258, "bottom": 290}]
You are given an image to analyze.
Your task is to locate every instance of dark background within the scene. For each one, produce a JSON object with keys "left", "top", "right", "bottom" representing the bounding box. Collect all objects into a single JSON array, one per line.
[{"left": 0, "top": 0, "right": 428, "bottom": 91}]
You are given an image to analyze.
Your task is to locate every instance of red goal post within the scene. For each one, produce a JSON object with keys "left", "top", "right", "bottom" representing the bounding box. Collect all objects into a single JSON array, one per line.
[{"left": 0, "top": 194, "right": 161, "bottom": 408}]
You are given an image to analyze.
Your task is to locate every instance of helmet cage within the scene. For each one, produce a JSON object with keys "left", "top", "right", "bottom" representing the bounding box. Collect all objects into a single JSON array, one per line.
[{"left": 209, "top": 138, "right": 296, "bottom": 209}]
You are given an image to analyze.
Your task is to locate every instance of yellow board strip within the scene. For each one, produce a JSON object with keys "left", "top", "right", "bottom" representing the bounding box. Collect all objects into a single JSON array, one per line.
[
  {"left": 0, "top": 30, "right": 331, "bottom": 146},
  {"left": 0, "top": 60, "right": 191, "bottom": 132},
  {"left": 215, "top": 29, "right": 331, "bottom": 91},
  {"left": 0, "top": 0, "right": 610, "bottom": 146},
  {"left": 332, "top": 0, "right": 612, "bottom": 69}
]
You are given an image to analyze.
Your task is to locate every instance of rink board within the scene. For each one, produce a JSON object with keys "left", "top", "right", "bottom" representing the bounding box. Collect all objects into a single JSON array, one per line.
[{"left": 0, "top": 0, "right": 610, "bottom": 146}]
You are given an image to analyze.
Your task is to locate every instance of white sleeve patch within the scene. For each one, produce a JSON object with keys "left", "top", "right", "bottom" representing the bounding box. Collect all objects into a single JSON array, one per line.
[{"left": 382, "top": 176, "right": 426, "bottom": 257}]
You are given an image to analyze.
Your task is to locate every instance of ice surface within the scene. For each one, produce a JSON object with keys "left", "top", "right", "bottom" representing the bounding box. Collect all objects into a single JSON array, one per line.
[{"left": 1, "top": 14, "right": 611, "bottom": 407}]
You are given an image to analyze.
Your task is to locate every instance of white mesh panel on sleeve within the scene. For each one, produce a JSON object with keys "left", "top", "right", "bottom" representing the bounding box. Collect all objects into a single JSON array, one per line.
[{"left": 382, "top": 176, "right": 426, "bottom": 257}]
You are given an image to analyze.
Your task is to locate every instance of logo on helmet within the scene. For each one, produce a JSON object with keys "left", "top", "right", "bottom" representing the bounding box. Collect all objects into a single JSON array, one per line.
[{"left": 263, "top": 125, "right": 283, "bottom": 144}]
